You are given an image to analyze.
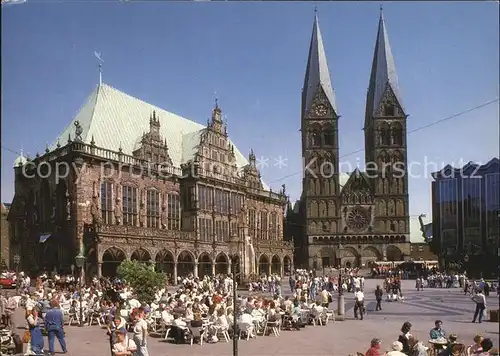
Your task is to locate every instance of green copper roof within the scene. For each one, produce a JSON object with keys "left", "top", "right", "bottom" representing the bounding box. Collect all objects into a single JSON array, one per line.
[{"left": 50, "top": 83, "right": 269, "bottom": 189}]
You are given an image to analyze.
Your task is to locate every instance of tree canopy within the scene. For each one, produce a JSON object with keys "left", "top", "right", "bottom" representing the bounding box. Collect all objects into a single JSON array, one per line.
[{"left": 116, "top": 260, "right": 165, "bottom": 304}]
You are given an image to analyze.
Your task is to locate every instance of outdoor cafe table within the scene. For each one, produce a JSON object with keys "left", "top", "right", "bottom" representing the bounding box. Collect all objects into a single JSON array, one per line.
[{"left": 428, "top": 339, "right": 448, "bottom": 356}]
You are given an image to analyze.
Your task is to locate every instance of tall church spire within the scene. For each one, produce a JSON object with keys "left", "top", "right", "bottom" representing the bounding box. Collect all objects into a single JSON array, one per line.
[
  {"left": 302, "top": 13, "right": 336, "bottom": 117},
  {"left": 366, "top": 10, "right": 404, "bottom": 117}
]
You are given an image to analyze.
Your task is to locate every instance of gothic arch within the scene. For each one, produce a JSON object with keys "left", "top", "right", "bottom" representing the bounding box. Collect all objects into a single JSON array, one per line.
[
  {"left": 391, "top": 122, "right": 403, "bottom": 145},
  {"left": 378, "top": 220, "right": 386, "bottom": 232},
  {"left": 177, "top": 250, "right": 195, "bottom": 277},
  {"left": 388, "top": 199, "right": 396, "bottom": 215},
  {"left": 399, "top": 220, "right": 406, "bottom": 233},
  {"left": 308, "top": 179, "right": 316, "bottom": 195},
  {"left": 378, "top": 122, "right": 391, "bottom": 146},
  {"left": 215, "top": 252, "right": 229, "bottom": 274},
  {"left": 258, "top": 254, "right": 270, "bottom": 275},
  {"left": 101, "top": 246, "right": 126, "bottom": 277},
  {"left": 198, "top": 252, "right": 212, "bottom": 277},
  {"left": 328, "top": 201, "right": 336, "bottom": 217},
  {"left": 396, "top": 199, "right": 404, "bottom": 216},
  {"left": 330, "top": 220, "right": 337, "bottom": 233},
  {"left": 319, "top": 200, "right": 327, "bottom": 217},
  {"left": 310, "top": 200, "right": 318, "bottom": 217},
  {"left": 155, "top": 249, "right": 174, "bottom": 277},
  {"left": 362, "top": 246, "right": 382, "bottom": 260},
  {"left": 309, "top": 221, "right": 317, "bottom": 234},
  {"left": 386, "top": 245, "right": 403, "bottom": 261},
  {"left": 131, "top": 248, "right": 152, "bottom": 262},
  {"left": 378, "top": 200, "right": 387, "bottom": 216}
]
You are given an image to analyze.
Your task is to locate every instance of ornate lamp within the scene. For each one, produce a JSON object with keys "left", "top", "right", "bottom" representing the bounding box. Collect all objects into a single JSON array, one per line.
[
  {"left": 227, "top": 235, "right": 240, "bottom": 356},
  {"left": 74, "top": 253, "right": 86, "bottom": 327}
]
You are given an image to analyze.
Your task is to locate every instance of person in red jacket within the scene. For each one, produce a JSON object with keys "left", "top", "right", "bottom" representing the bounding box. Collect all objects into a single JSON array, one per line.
[{"left": 366, "top": 338, "right": 384, "bottom": 356}]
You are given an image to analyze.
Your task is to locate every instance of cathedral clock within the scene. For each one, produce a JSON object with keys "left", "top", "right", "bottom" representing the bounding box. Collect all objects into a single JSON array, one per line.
[
  {"left": 346, "top": 207, "right": 370, "bottom": 231},
  {"left": 314, "top": 104, "right": 328, "bottom": 117}
]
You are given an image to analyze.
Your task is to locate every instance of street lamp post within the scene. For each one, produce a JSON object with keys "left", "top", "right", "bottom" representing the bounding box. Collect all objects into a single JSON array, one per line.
[
  {"left": 228, "top": 235, "right": 241, "bottom": 356},
  {"left": 13, "top": 254, "right": 20, "bottom": 291},
  {"left": 336, "top": 244, "right": 345, "bottom": 318},
  {"left": 75, "top": 254, "right": 86, "bottom": 327}
]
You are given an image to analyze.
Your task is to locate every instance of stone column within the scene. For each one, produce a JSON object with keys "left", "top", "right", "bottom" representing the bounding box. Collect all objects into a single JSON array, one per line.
[
  {"left": 97, "top": 262, "right": 102, "bottom": 278},
  {"left": 280, "top": 262, "right": 284, "bottom": 277},
  {"left": 194, "top": 262, "right": 199, "bottom": 278},
  {"left": 268, "top": 263, "right": 272, "bottom": 276},
  {"left": 173, "top": 263, "right": 178, "bottom": 284},
  {"left": 211, "top": 262, "right": 216, "bottom": 276},
  {"left": 228, "top": 259, "right": 232, "bottom": 275}
]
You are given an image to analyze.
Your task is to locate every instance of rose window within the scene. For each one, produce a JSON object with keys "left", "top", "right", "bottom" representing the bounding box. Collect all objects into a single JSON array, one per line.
[{"left": 346, "top": 207, "right": 369, "bottom": 230}]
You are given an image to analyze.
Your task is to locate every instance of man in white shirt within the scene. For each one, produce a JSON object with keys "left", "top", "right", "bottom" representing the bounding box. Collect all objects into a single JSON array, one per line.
[
  {"left": 471, "top": 290, "right": 486, "bottom": 323},
  {"left": 354, "top": 288, "right": 365, "bottom": 320}
]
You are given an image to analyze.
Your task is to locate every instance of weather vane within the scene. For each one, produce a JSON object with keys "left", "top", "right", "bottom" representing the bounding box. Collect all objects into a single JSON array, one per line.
[{"left": 94, "top": 51, "right": 104, "bottom": 85}]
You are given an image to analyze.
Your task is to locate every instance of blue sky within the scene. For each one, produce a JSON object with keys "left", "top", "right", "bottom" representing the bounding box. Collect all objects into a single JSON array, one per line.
[{"left": 2, "top": 1, "right": 499, "bottom": 225}]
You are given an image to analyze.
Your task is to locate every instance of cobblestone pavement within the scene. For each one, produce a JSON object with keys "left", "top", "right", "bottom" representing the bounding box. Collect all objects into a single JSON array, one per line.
[{"left": 10, "top": 279, "right": 500, "bottom": 356}]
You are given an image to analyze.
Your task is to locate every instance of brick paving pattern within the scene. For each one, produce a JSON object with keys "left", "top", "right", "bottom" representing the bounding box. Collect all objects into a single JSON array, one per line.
[{"left": 11, "top": 280, "right": 500, "bottom": 356}]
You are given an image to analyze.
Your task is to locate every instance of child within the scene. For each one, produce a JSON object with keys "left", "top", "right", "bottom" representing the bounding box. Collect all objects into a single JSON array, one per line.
[{"left": 470, "top": 335, "right": 484, "bottom": 354}]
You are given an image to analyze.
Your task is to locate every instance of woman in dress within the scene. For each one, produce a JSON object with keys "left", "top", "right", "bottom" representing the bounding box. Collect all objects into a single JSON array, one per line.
[
  {"left": 132, "top": 307, "right": 149, "bottom": 356},
  {"left": 397, "top": 321, "right": 412, "bottom": 355},
  {"left": 26, "top": 308, "right": 44, "bottom": 355}
]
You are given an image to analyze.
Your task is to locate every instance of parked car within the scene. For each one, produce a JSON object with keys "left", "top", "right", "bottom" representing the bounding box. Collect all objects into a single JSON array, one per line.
[{"left": 0, "top": 273, "right": 16, "bottom": 289}]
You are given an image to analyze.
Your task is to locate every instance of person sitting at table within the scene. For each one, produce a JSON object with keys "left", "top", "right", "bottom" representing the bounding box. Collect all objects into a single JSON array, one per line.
[
  {"left": 438, "top": 334, "right": 459, "bottom": 356},
  {"left": 430, "top": 320, "right": 446, "bottom": 340},
  {"left": 469, "top": 335, "right": 484, "bottom": 354},
  {"left": 170, "top": 314, "right": 188, "bottom": 344},
  {"left": 365, "top": 338, "right": 383, "bottom": 356},
  {"left": 161, "top": 307, "right": 173, "bottom": 326},
  {"left": 477, "top": 339, "right": 495, "bottom": 356},
  {"left": 387, "top": 341, "right": 407, "bottom": 356},
  {"left": 408, "top": 336, "right": 428, "bottom": 356},
  {"left": 397, "top": 321, "right": 412, "bottom": 354}
]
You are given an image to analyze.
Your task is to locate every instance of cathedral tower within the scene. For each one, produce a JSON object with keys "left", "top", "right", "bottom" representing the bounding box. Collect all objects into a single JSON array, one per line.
[
  {"left": 364, "top": 10, "right": 410, "bottom": 241},
  {"left": 301, "top": 13, "right": 340, "bottom": 266}
]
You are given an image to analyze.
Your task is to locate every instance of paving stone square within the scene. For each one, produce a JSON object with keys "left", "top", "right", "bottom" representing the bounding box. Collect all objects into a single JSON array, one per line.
[{"left": 12, "top": 280, "right": 499, "bottom": 356}]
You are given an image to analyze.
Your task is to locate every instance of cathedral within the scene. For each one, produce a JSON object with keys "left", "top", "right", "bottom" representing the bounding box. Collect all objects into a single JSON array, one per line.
[{"left": 286, "top": 11, "right": 411, "bottom": 269}]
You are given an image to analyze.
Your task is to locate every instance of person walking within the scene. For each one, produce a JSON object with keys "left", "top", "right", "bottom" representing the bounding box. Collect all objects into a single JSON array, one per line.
[
  {"left": 26, "top": 308, "right": 44, "bottom": 355},
  {"left": 375, "top": 285, "right": 383, "bottom": 311},
  {"left": 133, "top": 307, "right": 149, "bottom": 356},
  {"left": 471, "top": 289, "right": 486, "bottom": 323},
  {"left": 44, "top": 299, "right": 67, "bottom": 355},
  {"left": 354, "top": 287, "right": 365, "bottom": 320}
]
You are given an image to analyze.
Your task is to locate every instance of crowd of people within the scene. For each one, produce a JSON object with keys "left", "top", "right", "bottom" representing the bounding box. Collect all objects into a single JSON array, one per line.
[{"left": 0, "top": 267, "right": 498, "bottom": 356}]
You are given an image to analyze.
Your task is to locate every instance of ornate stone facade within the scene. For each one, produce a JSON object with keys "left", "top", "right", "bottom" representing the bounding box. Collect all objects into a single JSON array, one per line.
[
  {"left": 285, "top": 13, "right": 410, "bottom": 269},
  {"left": 9, "top": 99, "right": 293, "bottom": 280}
]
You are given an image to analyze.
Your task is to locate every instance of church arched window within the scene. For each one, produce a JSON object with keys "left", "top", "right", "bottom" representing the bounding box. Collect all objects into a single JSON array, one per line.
[
  {"left": 384, "top": 104, "right": 395, "bottom": 116},
  {"left": 323, "top": 128, "right": 335, "bottom": 146},
  {"left": 309, "top": 131, "right": 320, "bottom": 147}
]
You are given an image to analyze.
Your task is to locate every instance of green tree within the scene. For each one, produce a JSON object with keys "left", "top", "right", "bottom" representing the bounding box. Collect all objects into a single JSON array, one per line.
[{"left": 116, "top": 260, "right": 165, "bottom": 304}]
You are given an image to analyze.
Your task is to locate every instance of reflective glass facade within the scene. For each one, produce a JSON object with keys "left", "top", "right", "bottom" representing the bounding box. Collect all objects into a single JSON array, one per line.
[{"left": 431, "top": 158, "right": 500, "bottom": 258}]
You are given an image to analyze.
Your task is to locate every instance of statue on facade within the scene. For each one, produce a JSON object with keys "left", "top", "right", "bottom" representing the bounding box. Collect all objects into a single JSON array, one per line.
[
  {"left": 114, "top": 197, "right": 122, "bottom": 224},
  {"left": 65, "top": 192, "right": 71, "bottom": 220},
  {"left": 74, "top": 120, "right": 83, "bottom": 142},
  {"left": 90, "top": 195, "right": 102, "bottom": 228},
  {"left": 161, "top": 203, "right": 167, "bottom": 229}
]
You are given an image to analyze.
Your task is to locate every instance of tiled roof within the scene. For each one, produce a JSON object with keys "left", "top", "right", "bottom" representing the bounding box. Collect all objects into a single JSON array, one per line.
[
  {"left": 50, "top": 83, "right": 268, "bottom": 188},
  {"left": 302, "top": 14, "right": 336, "bottom": 116},
  {"left": 366, "top": 12, "right": 404, "bottom": 116}
]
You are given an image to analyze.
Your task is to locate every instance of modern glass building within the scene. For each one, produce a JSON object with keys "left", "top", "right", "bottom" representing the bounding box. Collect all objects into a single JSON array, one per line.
[{"left": 431, "top": 158, "right": 499, "bottom": 276}]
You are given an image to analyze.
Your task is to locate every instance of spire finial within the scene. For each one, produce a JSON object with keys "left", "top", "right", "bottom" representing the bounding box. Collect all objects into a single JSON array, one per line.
[
  {"left": 314, "top": 6, "right": 317, "bottom": 14},
  {"left": 94, "top": 51, "right": 104, "bottom": 86},
  {"left": 379, "top": 4, "right": 383, "bottom": 18}
]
